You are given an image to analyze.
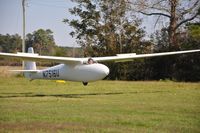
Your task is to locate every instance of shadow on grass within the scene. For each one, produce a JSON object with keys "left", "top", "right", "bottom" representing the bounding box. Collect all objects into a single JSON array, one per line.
[{"left": 0, "top": 90, "right": 170, "bottom": 99}]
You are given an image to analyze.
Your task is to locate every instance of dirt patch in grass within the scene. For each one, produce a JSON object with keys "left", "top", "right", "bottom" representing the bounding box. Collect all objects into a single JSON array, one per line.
[
  {"left": 0, "top": 122, "right": 126, "bottom": 132},
  {"left": 0, "top": 122, "right": 88, "bottom": 132},
  {"left": 0, "top": 66, "right": 14, "bottom": 77}
]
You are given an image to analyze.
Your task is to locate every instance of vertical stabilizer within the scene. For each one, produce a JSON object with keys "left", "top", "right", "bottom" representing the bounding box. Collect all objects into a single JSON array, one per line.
[{"left": 24, "top": 47, "right": 37, "bottom": 70}]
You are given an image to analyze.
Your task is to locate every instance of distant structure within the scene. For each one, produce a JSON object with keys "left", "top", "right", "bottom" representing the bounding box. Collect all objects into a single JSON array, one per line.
[
  {"left": 22, "top": 0, "right": 26, "bottom": 68},
  {"left": 22, "top": 0, "right": 26, "bottom": 53}
]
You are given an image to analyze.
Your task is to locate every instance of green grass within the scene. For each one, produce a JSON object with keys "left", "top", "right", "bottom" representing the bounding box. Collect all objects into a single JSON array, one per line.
[{"left": 0, "top": 76, "right": 200, "bottom": 132}]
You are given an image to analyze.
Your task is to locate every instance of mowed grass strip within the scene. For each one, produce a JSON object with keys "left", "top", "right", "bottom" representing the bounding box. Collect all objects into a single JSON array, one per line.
[{"left": 0, "top": 76, "right": 199, "bottom": 133}]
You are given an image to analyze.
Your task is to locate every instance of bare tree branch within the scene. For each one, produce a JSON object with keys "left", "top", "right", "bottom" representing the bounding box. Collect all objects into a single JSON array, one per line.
[
  {"left": 149, "top": 6, "right": 170, "bottom": 13},
  {"left": 175, "top": 12, "right": 199, "bottom": 30},
  {"left": 131, "top": 2, "right": 170, "bottom": 13},
  {"left": 152, "top": 0, "right": 166, "bottom": 7},
  {"left": 154, "top": 15, "right": 161, "bottom": 28},
  {"left": 180, "top": 0, "right": 199, "bottom": 16},
  {"left": 139, "top": 11, "right": 171, "bottom": 18}
]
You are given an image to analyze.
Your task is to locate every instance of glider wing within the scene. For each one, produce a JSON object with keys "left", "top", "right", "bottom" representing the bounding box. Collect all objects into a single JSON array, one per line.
[
  {"left": 0, "top": 49, "right": 200, "bottom": 64},
  {"left": 0, "top": 52, "right": 82, "bottom": 65},
  {"left": 93, "top": 49, "right": 200, "bottom": 62}
]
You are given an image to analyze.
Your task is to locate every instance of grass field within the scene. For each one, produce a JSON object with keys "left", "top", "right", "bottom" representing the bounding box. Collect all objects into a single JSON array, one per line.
[{"left": 0, "top": 71, "right": 200, "bottom": 132}]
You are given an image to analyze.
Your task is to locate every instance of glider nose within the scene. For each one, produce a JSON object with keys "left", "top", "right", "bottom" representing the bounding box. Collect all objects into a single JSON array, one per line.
[{"left": 102, "top": 65, "right": 110, "bottom": 76}]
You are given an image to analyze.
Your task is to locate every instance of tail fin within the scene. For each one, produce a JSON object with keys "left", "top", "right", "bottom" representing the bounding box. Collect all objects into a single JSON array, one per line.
[
  {"left": 24, "top": 47, "right": 37, "bottom": 70},
  {"left": 9, "top": 47, "right": 38, "bottom": 80},
  {"left": 24, "top": 47, "right": 37, "bottom": 80}
]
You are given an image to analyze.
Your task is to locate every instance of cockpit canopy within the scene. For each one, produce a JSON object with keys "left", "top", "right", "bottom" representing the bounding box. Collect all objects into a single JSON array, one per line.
[{"left": 83, "top": 58, "right": 97, "bottom": 64}]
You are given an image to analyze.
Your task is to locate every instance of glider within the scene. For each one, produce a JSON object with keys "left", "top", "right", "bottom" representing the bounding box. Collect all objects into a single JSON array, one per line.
[{"left": 0, "top": 47, "right": 199, "bottom": 85}]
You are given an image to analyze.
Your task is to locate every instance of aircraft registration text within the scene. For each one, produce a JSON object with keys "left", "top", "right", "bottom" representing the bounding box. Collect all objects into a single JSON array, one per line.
[{"left": 43, "top": 69, "right": 59, "bottom": 78}]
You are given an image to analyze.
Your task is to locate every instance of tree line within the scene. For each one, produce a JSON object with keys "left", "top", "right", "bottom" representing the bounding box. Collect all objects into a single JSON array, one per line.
[
  {"left": 64, "top": 0, "right": 200, "bottom": 81},
  {"left": 0, "top": 29, "right": 83, "bottom": 66},
  {"left": 0, "top": 0, "right": 199, "bottom": 81}
]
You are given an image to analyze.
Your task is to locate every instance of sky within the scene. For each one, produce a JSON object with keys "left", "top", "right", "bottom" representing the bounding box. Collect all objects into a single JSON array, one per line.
[
  {"left": 0, "top": 0, "right": 160, "bottom": 47},
  {"left": 0, "top": 0, "right": 78, "bottom": 47}
]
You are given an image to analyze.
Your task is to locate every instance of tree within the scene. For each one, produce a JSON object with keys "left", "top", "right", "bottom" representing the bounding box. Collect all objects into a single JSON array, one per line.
[
  {"left": 26, "top": 29, "right": 56, "bottom": 55},
  {"left": 65, "top": 0, "right": 148, "bottom": 55},
  {"left": 64, "top": 0, "right": 152, "bottom": 80},
  {"left": 0, "top": 34, "right": 22, "bottom": 53},
  {"left": 131, "top": 0, "right": 200, "bottom": 50},
  {"left": 0, "top": 34, "right": 22, "bottom": 65},
  {"left": 172, "top": 23, "right": 200, "bottom": 81},
  {"left": 146, "top": 22, "right": 200, "bottom": 81}
]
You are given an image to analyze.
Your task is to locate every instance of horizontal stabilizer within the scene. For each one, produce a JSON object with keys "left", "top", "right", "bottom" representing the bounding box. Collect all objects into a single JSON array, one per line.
[{"left": 9, "top": 70, "right": 40, "bottom": 73}]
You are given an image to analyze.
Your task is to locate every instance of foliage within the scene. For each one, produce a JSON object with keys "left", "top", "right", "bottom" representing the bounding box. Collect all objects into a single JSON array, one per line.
[
  {"left": 54, "top": 46, "right": 83, "bottom": 57},
  {"left": 187, "top": 23, "right": 200, "bottom": 40},
  {"left": 0, "top": 0, "right": 199, "bottom": 81},
  {"left": 148, "top": 22, "right": 200, "bottom": 81},
  {"left": 0, "top": 34, "right": 22, "bottom": 65},
  {"left": 172, "top": 23, "right": 200, "bottom": 81},
  {"left": 0, "top": 34, "right": 22, "bottom": 53},
  {"left": 65, "top": 0, "right": 149, "bottom": 56},
  {"left": 131, "top": 0, "right": 200, "bottom": 50},
  {"left": 65, "top": 0, "right": 152, "bottom": 79},
  {"left": 0, "top": 29, "right": 83, "bottom": 66},
  {"left": 26, "top": 29, "right": 56, "bottom": 55}
]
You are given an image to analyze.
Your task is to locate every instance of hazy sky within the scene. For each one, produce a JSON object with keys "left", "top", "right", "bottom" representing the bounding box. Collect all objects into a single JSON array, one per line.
[
  {"left": 0, "top": 0, "right": 159, "bottom": 47},
  {"left": 0, "top": 0, "right": 78, "bottom": 47}
]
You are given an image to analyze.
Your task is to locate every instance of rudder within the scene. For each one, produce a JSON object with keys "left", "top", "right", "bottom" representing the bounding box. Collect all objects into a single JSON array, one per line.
[
  {"left": 24, "top": 47, "right": 37, "bottom": 80},
  {"left": 24, "top": 47, "right": 37, "bottom": 70}
]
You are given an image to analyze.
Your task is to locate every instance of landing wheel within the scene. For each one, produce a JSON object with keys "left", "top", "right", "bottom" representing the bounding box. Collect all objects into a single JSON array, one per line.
[{"left": 82, "top": 82, "right": 88, "bottom": 86}]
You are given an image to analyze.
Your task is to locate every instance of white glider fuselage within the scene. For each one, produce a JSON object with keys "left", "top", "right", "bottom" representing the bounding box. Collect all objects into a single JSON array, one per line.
[{"left": 27, "top": 63, "right": 109, "bottom": 82}]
